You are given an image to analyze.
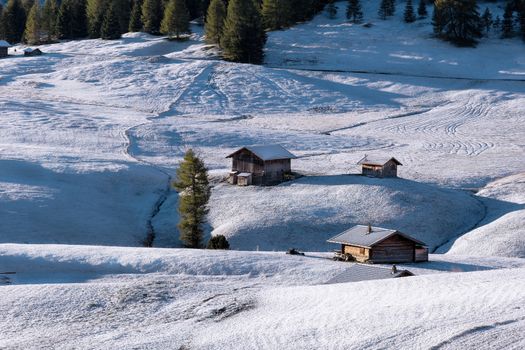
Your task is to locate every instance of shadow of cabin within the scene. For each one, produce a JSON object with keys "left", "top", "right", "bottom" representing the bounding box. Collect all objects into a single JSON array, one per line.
[
  {"left": 226, "top": 145, "right": 296, "bottom": 186},
  {"left": 357, "top": 156, "right": 402, "bottom": 178},
  {"left": 328, "top": 224, "right": 429, "bottom": 263}
]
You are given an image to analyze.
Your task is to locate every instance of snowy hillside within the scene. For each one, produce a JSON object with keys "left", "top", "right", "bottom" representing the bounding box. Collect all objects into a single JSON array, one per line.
[
  {"left": 2, "top": 245, "right": 525, "bottom": 349},
  {"left": 208, "top": 176, "right": 484, "bottom": 251},
  {"left": 442, "top": 173, "right": 525, "bottom": 258},
  {"left": 0, "top": 2, "right": 524, "bottom": 250},
  {"left": 1, "top": 0, "right": 525, "bottom": 348}
]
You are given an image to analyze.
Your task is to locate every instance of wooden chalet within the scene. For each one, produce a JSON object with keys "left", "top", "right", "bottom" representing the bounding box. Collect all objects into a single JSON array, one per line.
[
  {"left": 23, "top": 48, "right": 42, "bottom": 56},
  {"left": 328, "top": 224, "right": 428, "bottom": 263},
  {"left": 358, "top": 155, "right": 402, "bottom": 178},
  {"left": 226, "top": 145, "right": 296, "bottom": 186},
  {"left": 0, "top": 41, "right": 10, "bottom": 58}
]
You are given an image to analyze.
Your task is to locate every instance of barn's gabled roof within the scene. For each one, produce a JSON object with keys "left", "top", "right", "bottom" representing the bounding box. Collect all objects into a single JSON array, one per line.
[
  {"left": 325, "top": 264, "right": 414, "bottom": 284},
  {"left": 226, "top": 144, "right": 297, "bottom": 161},
  {"left": 357, "top": 155, "right": 402, "bottom": 166},
  {"left": 0, "top": 40, "right": 11, "bottom": 48},
  {"left": 327, "top": 225, "right": 426, "bottom": 248}
]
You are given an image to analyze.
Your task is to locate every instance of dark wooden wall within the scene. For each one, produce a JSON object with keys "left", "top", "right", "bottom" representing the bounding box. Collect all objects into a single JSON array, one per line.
[
  {"left": 231, "top": 149, "right": 265, "bottom": 174},
  {"left": 370, "top": 234, "right": 415, "bottom": 263},
  {"left": 0, "top": 48, "right": 8, "bottom": 58},
  {"left": 361, "top": 161, "right": 398, "bottom": 178},
  {"left": 231, "top": 151, "right": 291, "bottom": 185},
  {"left": 382, "top": 160, "right": 398, "bottom": 178}
]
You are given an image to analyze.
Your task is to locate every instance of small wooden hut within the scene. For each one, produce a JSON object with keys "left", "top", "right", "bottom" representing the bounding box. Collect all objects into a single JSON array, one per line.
[
  {"left": 328, "top": 224, "right": 428, "bottom": 263},
  {"left": 226, "top": 145, "right": 296, "bottom": 186},
  {"left": 23, "top": 48, "right": 42, "bottom": 56},
  {"left": 357, "top": 156, "right": 402, "bottom": 178},
  {"left": 0, "top": 41, "right": 11, "bottom": 58}
]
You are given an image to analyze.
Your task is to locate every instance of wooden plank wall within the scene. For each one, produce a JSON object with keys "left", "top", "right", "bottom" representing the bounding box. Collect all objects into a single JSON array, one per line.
[{"left": 370, "top": 235, "right": 415, "bottom": 263}]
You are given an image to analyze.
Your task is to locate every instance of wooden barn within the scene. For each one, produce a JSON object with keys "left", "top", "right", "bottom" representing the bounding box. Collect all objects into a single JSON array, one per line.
[
  {"left": 328, "top": 224, "right": 429, "bottom": 263},
  {"left": 226, "top": 145, "right": 296, "bottom": 186},
  {"left": 24, "top": 48, "right": 42, "bottom": 56},
  {"left": 357, "top": 156, "right": 402, "bottom": 178},
  {"left": 0, "top": 41, "right": 10, "bottom": 58}
]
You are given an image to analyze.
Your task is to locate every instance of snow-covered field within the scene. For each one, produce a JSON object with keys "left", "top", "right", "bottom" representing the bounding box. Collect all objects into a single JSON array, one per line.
[{"left": 1, "top": 0, "right": 525, "bottom": 348}]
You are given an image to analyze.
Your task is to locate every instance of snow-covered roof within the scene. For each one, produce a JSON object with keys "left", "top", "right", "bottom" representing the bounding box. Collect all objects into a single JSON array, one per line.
[
  {"left": 327, "top": 225, "right": 426, "bottom": 248},
  {"left": 0, "top": 40, "right": 11, "bottom": 47},
  {"left": 325, "top": 264, "right": 414, "bottom": 284},
  {"left": 237, "top": 173, "right": 252, "bottom": 177},
  {"left": 23, "top": 48, "right": 34, "bottom": 53},
  {"left": 226, "top": 144, "right": 297, "bottom": 161},
  {"left": 357, "top": 155, "right": 402, "bottom": 166}
]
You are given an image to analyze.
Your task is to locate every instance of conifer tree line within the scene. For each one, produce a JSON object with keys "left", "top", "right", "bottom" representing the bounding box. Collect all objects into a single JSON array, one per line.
[
  {"left": 432, "top": 0, "right": 525, "bottom": 45},
  {"left": 0, "top": 0, "right": 328, "bottom": 63},
  {"left": 2, "top": 0, "right": 524, "bottom": 55},
  {"left": 204, "top": 0, "right": 329, "bottom": 64},
  {"left": 0, "top": 0, "right": 209, "bottom": 44}
]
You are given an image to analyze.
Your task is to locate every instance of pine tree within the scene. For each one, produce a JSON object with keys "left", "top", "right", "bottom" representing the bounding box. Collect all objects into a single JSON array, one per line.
[
  {"left": 0, "top": 4, "right": 4, "bottom": 40},
  {"left": 21, "top": 0, "right": 34, "bottom": 14},
  {"left": 128, "top": 0, "right": 143, "bottom": 31},
  {"left": 87, "top": 0, "right": 109, "bottom": 38},
  {"left": 199, "top": 0, "right": 211, "bottom": 22},
  {"left": 161, "top": 0, "right": 190, "bottom": 39},
  {"left": 493, "top": 15, "right": 501, "bottom": 30},
  {"left": 378, "top": 0, "right": 389, "bottom": 19},
  {"left": 502, "top": 2, "right": 514, "bottom": 38},
  {"left": 220, "top": 0, "right": 267, "bottom": 64},
  {"left": 262, "top": 0, "right": 292, "bottom": 30},
  {"left": 433, "top": 0, "right": 481, "bottom": 46},
  {"left": 386, "top": 0, "right": 396, "bottom": 17},
  {"left": 326, "top": 1, "right": 337, "bottom": 19},
  {"left": 204, "top": 0, "right": 226, "bottom": 45},
  {"left": 290, "top": 0, "right": 311, "bottom": 22},
  {"left": 432, "top": 2, "right": 443, "bottom": 34},
  {"left": 71, "top": 0, "right": 88, "bottom": 38},
  {"left": 2, "top": 0, "right": 26, "bottom": 43},
  {"left": 24, "top": 1, "right": 41, "bottom": 44},
  {"left": 404, "top": 0, "right": 415, "bottom": 23},
  {"left": 481, "top": 7, "right": 492, "bottom": 35},
  {"left": 141, "top": 0, "right": 163, "bottom": 34},
  {"left": 174, "top": 149, "right": 211, "bottom": 249},
  {"left": 417, "top": 0, "right": 427, "bottom": 18},
  {"left": 113, "top": 0, "right": 131, "bottom": 34},
  {"left": 42, "top": 0, "right": 58, "bottom": 42},
  {"left": 56, "top": 0, "right": 73, "bottom": 39},
  {"left": 346, "top": 0, "right": 363, "bottom": 23},
  {"left": 519, "top": 1, "right": 525, "bottom": 41},
  {"left": 101, "top": 1, "right": 121, "bottom": 39}
]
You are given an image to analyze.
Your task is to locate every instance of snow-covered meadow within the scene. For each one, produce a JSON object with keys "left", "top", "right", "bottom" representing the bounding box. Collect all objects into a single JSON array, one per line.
[{"left": 1, "top": 0, "right": 525, "bottom": 348}]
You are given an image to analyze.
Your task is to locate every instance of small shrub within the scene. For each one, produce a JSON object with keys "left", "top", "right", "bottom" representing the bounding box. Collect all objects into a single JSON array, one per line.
[{"left": 207, "top": 235, "right": 230, "bottom": 249}]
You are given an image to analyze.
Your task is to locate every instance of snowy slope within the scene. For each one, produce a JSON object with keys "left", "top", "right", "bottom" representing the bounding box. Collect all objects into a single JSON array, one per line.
[
  {"left": 194, "top": 267, "right": 525, "bottom": 349},
  {"left": 442, "top": 173, "right": 525, "bottom": 258},
  {"left": 1, "top": 245, "right": 525, "bottom": 349},
  {"left": 1, "top": 1, "right": 525, "bottom": 347},
  {"left": 0, "top": 1, "right": 523, "bottom": 252},
  {"left": 208, "top": 176, "right": 484, "bottom": 251},
  {"left": 267, "top": 1, "right": 525, "bottom": 79}
]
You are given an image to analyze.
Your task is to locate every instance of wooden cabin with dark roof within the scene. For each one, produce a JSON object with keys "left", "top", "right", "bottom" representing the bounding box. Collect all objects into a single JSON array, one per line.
[
  {"left": 226, "top": 145, "right": 296, "bottom": 186},
  {"left": 328, "top": 224, "right": 428, "bottom": 263},
  {"left": 357, "top": 156, "right": 402, "bottom": 178}
]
